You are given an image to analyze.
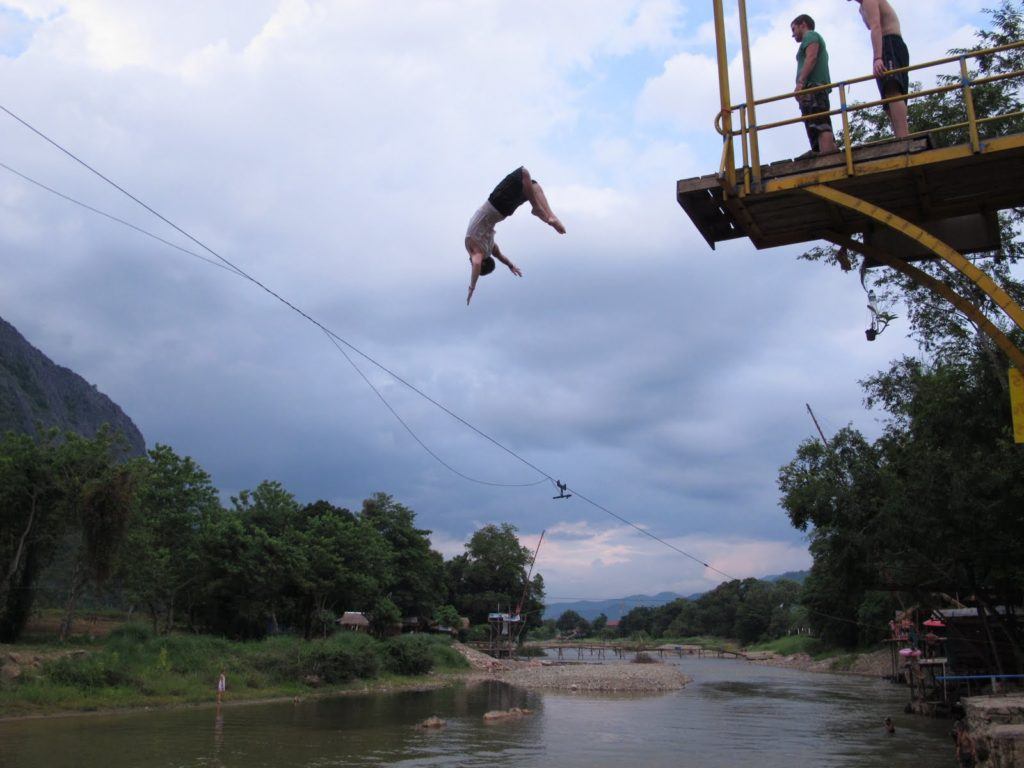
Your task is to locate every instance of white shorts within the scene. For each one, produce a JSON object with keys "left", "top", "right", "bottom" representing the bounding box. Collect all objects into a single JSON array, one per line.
[{"left": 465, "top": 200, "right": 506, "bottom": 257}]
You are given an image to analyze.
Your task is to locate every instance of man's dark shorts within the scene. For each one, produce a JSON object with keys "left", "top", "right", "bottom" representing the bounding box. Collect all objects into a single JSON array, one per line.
[
  {"left": 488, "top": 167, "right": 530, "bottom": 217},
  {"left": 878, "top": 34, "right": 910, "bottom": 110},
  {"left": 799, "top": 89, "right": 834, "bottom": 153}
]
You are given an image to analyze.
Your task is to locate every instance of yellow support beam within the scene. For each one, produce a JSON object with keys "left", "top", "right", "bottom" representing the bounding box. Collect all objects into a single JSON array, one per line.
[
  {"left": 712, "top": 0, "right": 737, "bottom": 193},
  {"left": 1011, "top": 368, "right": 1024, "bottom": 443},
  {"left": 807, "top": 185, "right": 1024, "bottom": 336},
  {"left": 825, "top": 234, "right": 1024, "bottom": 373}
]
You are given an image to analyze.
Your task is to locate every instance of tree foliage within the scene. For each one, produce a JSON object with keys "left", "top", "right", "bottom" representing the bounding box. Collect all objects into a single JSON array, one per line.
[
  {"left": 615, "top": 579, "right": 804, "bottom": 644},
  {"left": 0, "top": 428, "right": 134, "bottom": 642},
  {"left": 780, "top": 350, "right": 1024, "bottom": 656},
  {"left": 445, "top": 523, "right": 545, "bottom": 631}
]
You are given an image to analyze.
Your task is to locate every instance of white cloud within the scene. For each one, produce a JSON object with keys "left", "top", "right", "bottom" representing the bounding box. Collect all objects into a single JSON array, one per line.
[
  {"left": 0, "top": 0, "right": 998, "bottom": 600},
  {"left": 522, "top": 520, "right": 811, "bottom": 598}
]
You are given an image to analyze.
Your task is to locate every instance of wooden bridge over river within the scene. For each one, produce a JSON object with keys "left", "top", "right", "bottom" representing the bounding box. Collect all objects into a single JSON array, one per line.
[{"left": 520, "top": 642, "right": 773, "bottom": 662}]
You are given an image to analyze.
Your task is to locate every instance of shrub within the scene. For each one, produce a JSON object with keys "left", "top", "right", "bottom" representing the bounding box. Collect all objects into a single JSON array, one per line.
[
  {"left": 107, "top": 623, "right": 154, "bottom": 644},
  {"left": 430, "top": 639, "right": 470, "bottom": 670},
  {"left": 632, "top": 652, "right": 657, "bottom": 664},
  {"left": 44, "top": 655, "right": 134, "bottom": 689},
  {"left": 298, "top": 634, "right": 381, "bottom": 684},
  {"left": 383, "top": 635, "right": 434, "bottom": 676}
]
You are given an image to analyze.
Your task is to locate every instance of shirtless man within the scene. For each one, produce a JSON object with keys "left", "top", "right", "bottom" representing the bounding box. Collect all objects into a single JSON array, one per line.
[
  {"left": 465, "top": 167, "right": 565, "bottom": 305},
  {"left": 850, "top": 0, "right": 910, "bottom": 138}
]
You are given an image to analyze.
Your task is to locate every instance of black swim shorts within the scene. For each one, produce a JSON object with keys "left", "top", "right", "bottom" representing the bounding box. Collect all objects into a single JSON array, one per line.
[
  {"left": 798, "top": 89, "right": 834, "bottom": 153},
  {"left": 877, "top": 34, "right": 910, "bottom": 107},
  {"left": 488, "top": 167, "right": 530, "bottom": 217}
]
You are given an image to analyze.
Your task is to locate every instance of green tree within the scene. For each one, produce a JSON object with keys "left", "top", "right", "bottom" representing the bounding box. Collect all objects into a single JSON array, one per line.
[
  {"left": 779, "top": 428, "right": 888, "bottom": 647},
  {"left": 555, "top": 609, "right": 586, "bottom": 634},
  {"left": 665, "top": 601, "right": 702, "bottom": 638},
  {"left": 290, "top": 506, "right": 392, "bottom": 639},
  {"left": 618, "top": 605, "right": 655, "bottom": 636},
  {"left": 780, "top": 351, "right": 1024, "bottom": 660},
  {"left": 434, "top": 604, "right": 461, "bottom": 629},
  {"left": 445, "top": 523, "right": 545, "bottom": 631},
  {"left": 592, "top": 613, "right": 608, "bottom": 633},
  {"left": 0, "top": 428, "right": 135, "bottom": 642},
  {"left": 118, "top": 445, "right": 223, "bottom": 634},
  {"left": 360, "top": 493, "right": 444, "bottom": 621},
  {"left": 369, "top": 596, "right": 401, "bottom": 638}
]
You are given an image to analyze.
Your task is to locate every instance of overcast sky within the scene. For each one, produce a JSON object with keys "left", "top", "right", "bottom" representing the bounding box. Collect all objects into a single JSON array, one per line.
[{"left": 0, "top": 0, "right": 997, "bottom": 601}]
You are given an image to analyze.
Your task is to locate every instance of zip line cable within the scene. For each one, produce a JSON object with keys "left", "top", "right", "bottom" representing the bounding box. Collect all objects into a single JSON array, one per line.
[
  {"left": 0, "top": 123, "right": 1010, "bottom": 645},
  {"left": 1, "top": 103, "right": 558, "bottom": 486},
  {"left": 0, "top": 161, "right": 243, "bottom": 276},
  {"left": 322, "top": 329, "right": 547, "bottom": 488},
  {"left": 0, "top": 102, "right": 751, "bottom": 582},
  {"left": 0, "top": 157, "right": 545, "bottom": 488},
  {"left": 566, "top": 486, "right": 737, "bottom": 582}
]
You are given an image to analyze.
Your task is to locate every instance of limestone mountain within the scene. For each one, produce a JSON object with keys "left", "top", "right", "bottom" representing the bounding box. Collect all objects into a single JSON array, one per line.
[{"left": 0, "top": 317, "right": 145, "bottom": 456}]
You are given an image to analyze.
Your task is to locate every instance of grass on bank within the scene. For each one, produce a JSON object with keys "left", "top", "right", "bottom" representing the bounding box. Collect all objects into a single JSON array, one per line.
[{"left": 0, "top": 623, "right": 468, "bottom": 717}]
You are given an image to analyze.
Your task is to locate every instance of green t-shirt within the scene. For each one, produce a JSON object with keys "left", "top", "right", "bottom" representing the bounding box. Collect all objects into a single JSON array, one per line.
[{"left": 796, "top": 30, "right": 831, "bottom": 90}]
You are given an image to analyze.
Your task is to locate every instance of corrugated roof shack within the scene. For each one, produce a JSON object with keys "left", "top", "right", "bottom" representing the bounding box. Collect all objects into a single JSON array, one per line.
[{"left": 942, "top": 606, "right": 1024, "bottom": 684}]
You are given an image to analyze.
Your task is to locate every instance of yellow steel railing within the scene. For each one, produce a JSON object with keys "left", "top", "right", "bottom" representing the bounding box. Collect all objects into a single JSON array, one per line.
[{"left": 710, "top": 0, "right": 1024, "bottom": 195}]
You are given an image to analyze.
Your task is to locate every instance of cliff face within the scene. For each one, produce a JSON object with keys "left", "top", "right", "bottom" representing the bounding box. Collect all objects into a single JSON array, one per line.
[{"left": 0, "top": 317, "right": 146, "bottom": 457}]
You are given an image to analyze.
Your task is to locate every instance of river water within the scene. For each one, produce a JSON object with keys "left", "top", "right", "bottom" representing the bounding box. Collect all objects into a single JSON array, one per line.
[{"left": 0, "top": 656, "right": 953, "bottom": 767}]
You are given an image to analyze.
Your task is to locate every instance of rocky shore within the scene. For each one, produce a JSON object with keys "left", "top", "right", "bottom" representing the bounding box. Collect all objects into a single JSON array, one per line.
[
  {"left": 498, "top": 662, "right": 690, "bottom": 693},
  {"left": 452, "top": 643, "right": 689, "bottom": 693}
]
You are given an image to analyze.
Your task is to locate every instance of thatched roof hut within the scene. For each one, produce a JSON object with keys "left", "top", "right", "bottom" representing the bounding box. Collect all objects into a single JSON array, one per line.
[{"left": 339, "top": 611, "right": 370, "bottom": 631}]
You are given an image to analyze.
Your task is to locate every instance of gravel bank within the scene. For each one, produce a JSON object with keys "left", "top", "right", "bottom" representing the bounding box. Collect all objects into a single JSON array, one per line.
[{"left": 497, "top": 662, "right": 691, "bottom": 693}]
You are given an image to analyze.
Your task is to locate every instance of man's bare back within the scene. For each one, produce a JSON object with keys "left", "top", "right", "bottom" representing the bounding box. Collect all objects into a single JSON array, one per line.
[{"left": 858, "top": 0, "right": 901, "bottom": 37}]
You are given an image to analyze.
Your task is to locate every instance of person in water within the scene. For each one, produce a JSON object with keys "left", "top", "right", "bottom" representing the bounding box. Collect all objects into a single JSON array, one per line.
[
  {"left": 884, "top": 717, "right": 896, "bottom": 735},
  {"left": 465, "top": 166, "right": 565, "bottom": 305}
]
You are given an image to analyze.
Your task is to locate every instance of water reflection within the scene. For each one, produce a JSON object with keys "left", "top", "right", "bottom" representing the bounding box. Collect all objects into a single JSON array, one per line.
[{"left": 0, "top": 658, "right": 950, "bottom": 767}]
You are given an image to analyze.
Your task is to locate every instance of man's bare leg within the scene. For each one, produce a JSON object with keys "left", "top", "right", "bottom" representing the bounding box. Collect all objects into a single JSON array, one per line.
[
  {"left": 521, "top": 167, "right": 566, "bottom": 234},
  {"left": 886, "top": 86, "right": 909, "bottom": 138}
]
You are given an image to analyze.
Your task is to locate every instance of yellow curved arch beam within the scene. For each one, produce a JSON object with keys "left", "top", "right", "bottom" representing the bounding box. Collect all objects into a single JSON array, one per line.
[
  {"left": 807, "top": 185, "right": 1024, "bottom": 336},
  {"left": 824, "top": 233, "right": 1024, "bottom": 372}
]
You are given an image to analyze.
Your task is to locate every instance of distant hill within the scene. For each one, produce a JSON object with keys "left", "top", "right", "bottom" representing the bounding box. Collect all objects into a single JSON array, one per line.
[
  {"left": 0, "top": 317, "right": 145, "bottom": 456},
  {"left": 544, "top": 592, "right": 683, "bottom": 622},
  {"left": 544, "top": 570, "right": 810, "bottom": 621}
]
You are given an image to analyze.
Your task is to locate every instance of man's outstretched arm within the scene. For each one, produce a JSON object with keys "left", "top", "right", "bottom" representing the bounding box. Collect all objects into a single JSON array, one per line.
[
  {"left": 467, "top": 252, "right": 483, "bottom": 305},
  {"left": 492, "top": 243, "right": 522, "bottom": 277}
]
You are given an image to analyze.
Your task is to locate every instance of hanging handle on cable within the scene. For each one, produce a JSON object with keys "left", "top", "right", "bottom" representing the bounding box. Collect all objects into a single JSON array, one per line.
[{"left": 553, "top": 480, "right": 572, "bottom": 500}]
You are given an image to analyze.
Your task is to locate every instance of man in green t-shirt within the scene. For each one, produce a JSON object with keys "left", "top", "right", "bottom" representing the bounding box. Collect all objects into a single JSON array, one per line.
[{"left": 792, "top": 14, "right": 837, "bottom": 155}]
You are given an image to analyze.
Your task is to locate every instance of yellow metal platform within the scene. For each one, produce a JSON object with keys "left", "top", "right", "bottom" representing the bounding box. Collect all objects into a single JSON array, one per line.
[{"left": 677, "top": 133, "right": 1024, "bottom": 253}]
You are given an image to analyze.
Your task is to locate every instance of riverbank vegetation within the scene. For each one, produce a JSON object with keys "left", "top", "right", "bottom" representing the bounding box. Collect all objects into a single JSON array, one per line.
[
  {"left": 0, "top": 439, "right": 538, "bottom": 716},
  {"left": 0, "top": 439, "right": 544, "bottom": 644},
  {"left": 0, "top": 623, "right": 468, "bottom": 717}
]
